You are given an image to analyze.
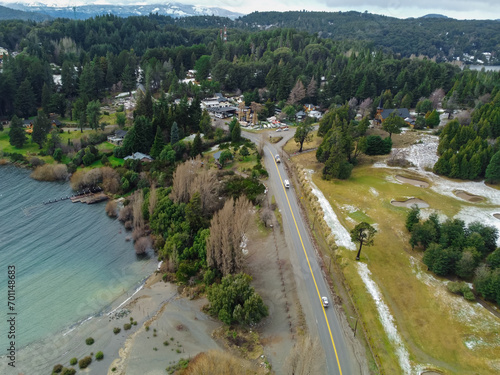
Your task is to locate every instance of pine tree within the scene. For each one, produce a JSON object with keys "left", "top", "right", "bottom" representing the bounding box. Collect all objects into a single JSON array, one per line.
[
  {"left": 8, "top": 115, "right": 27, "bottom": 148},
  {"left": 14, "top": 79, "right": 36, "bottom": 118},
  {"left": 170, "top": 121, "right": 179, "bottom": 145},
  {"left": 231, "top": 121, "right": 241, "bottom": 143},
  {"left": 150, "top": 126, "right": 165, "bottom": 159},
  {"left": 32, "top": 110, "right": 51, "bottom": 148},
  {"left": 41, "top": 83, "right": 52, "bottom": 113},
  {"left": 485, "top": 151, "right": 500, "bottom": 184},
  {"left": 121, "top": 64, "right": 136, "bottom": 95},
  {"left": 86, "top": 100, "right": 101, "bottom": 130},
  {"left": 191, "top": 132, "right": 202, "bottom": 157}
]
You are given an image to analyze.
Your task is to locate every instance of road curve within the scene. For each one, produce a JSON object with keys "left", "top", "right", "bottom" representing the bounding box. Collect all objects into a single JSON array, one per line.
[{"left": 243, "top": 130, "right": 361, "bottom": 375}]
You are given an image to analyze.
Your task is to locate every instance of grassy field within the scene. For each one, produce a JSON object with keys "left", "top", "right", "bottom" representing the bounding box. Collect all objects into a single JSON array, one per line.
[
  {"left": 283, "top": 130, "right": 322, "bottom": 154},
  {"left": 290, "top": 151, "right": 500, "bottom": 374}
]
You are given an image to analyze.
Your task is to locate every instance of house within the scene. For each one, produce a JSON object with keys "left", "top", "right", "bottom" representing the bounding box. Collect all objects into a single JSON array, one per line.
[
  {"left": 51, "top": 119, "right": 62, "bottom": 128},
  {"left": 124, "top": 152, "right": 153, "bottom": 162},
  {"left": 308, "top": 110, "right": 323, "bottom": 119},
  {"left": 376, "top": 108, "right": 412, "bottom": 125},
  {"left": 186, "top": 69, "right": 197, "bottom": 78},
  {"left": 107, "top": 130, "right": 128, "bottom": 146},
  {"left": 304, "top": 104, "right": 317, "bottom": 112},
  {"left": 295, "top": 110, "right": 307, "bottom": 121}
]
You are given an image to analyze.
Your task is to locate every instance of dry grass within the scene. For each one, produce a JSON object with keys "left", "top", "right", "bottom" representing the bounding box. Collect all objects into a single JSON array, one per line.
[
  {"left": 30, "top": 164, "right": 68, "bottom": 181},
  {"left": 292, "top": 150, "right": 500, "bottom": 374},
  {"left": 283, "top": 130, "right": 322, "bottom": 154},
  {"left": 105, "top": 200, "right": 117, "bottom": 217},
  {"left": 179, "top": 350, "right": 266, "bottom": 375}
]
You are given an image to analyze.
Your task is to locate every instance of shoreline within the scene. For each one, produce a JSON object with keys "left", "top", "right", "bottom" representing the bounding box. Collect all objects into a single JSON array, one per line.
[{"left": 0, "top": 268, "right": 165, "bottom": 374}]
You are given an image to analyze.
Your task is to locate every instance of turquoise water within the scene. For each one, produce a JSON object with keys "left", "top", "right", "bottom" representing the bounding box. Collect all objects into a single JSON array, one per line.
[{"left": 0, "top": 166, "right": 156, "bottom": 349}]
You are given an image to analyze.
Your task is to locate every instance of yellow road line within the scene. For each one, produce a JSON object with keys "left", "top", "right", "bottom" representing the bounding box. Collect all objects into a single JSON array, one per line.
[{"left": 268, "top": 147, "right": 343, "bottom": 374}]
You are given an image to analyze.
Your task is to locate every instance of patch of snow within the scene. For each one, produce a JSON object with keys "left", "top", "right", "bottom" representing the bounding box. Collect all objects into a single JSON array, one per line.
[
  {"left": 409, "top": 256, "right": 500, "bottom": 329},
  {"left": 357, "top": 263, "right": 413, "bottom": 374},
  {"left": 370, "top": 187, "right": 379, "bottom": 196},
  {"left": 372, "top": 132, "right": 500, "bottom": 246},
  {"left": 342, "top": 205, "right": 358, "bottom": 213},
  {"left": 305, "top": 172, "right": 356, "bottom": 250}
]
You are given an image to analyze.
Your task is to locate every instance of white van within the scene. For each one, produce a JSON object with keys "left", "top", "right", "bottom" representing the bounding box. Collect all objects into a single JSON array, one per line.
[{"left": 284, "top": 179, "right": 290, "bottom": 189}]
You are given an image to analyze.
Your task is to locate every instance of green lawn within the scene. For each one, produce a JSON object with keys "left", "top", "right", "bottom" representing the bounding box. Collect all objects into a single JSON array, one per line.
[{"left": 0, "top": 129, "right": 41, "bottom": 156}]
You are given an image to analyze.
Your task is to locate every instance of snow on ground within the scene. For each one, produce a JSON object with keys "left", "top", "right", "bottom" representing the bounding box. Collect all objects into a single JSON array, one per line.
[
  {"left": 305, "top": 170, "right": 356, "bottom": 250},
  {"left": 409, "top": 256, "right": 500, "bottom": 331},
  {"left": 370, "top": 187, "right": 379, "bottom": 197},
  {"left": 375, "top": 133, "right": 500, "bottom": 245},
  {"left": 357, "top": 263, "right": 414, "bottom": 375}
]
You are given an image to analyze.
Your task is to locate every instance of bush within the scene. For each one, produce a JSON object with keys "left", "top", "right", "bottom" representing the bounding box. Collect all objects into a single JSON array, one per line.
[
  {"left": 85, "top": 337, "right": 94, "bottom": 345},
  {"left": 106, "top": 200, "right": 118, "bottom": 217},
  {"left": 364, "top": 135, "right": 392, "bottom": 155},
  {"left": 69, "top": 357, "right": 77, "bottom": 366},
  {"left": 447, "top": 281, "right": 475, "bottom": 301},
  {"left": 124, "top": 323, "right": 132, "bottom": 330},
  {"left": 113, "top": 327, "right": 121, "bottom": 334},
  {"left": 134, "top": 236, "right": 151, "bottom": 255},
  {"left": 61, "top": 368, "right": 76, "bottom": 375},
  {"left": 78, "top": 356, "right": 92, "bottom": 369},
  {"left": 29, "top": 156, "right": 45, "bottom": 167},
  {"left": 53, "top": 364, "right": 63, "bottom": 373},
  {"left": 95, "top": 351, "right": 104, "bottom": 360},
  {"left": 31, "top": 164, "right": 68, "bottom": 182}
]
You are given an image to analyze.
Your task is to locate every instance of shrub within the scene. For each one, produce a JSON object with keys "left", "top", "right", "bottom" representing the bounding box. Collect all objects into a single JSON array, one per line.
[
  {"left": 134, "top": 236, "right": 151, "bottom": 255},
  {"left": 29, "top": 156, "right": 45, "bottom": 167},
  {"left": 163, "top": 341, "right": 170, "bottom": 346},
  {"left": 106, "top": 200, "right": 118, "bottom": 217},
  {"left": 95, "top": 351, "right": 104, "bottom": 360},
  {"left": 30, "top": 164, "right": 68, "bottom": 181},
  {"left": 61, "top": 368, "right": 76, "bottom": 375},
  {"left": 447, "top": 281, "right": 475, "bottom": 301},
  {"left": 69, "top": 357, "right": 77, "bottom": 366},
  {"left": 78, "top": 356, "right": 92, "bottom": 369},
  {"left": 85, "top": 337, "right": 95, "bottom": 345},
  {"left": 53, "top": 364, "right": 63, "bottom": 373},
  {"left": 145, "top": 325, "right": 150, "bottom": 331},
  {"left": 113, "top": 327, "right": 121, "bottom": 334},
  {"left": 124, "top": 323, "right": 132, "bottom": 330}
]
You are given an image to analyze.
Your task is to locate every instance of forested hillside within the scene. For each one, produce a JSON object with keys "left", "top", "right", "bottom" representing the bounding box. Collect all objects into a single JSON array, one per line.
[
  {"left": 238, "top": 11, "right": 500, "bottom": 64},
  {"left": 0, "top": 5, "right": 52, "bottom": 21}
]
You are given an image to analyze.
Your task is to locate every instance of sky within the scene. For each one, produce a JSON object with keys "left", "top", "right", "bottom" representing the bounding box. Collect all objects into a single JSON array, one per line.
[{"left": 2, "top": 0, "right": 500, "bottom": 20}]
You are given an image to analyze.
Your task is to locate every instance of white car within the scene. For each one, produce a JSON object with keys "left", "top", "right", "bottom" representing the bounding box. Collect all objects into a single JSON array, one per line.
[
  {"left": 284, "top": 179, "right": 290, "bottom": 189},
  {"left": 275, "top": 154, "right": 281, "bottom": 163},
  {"left": 322, "top": 296, "right": 329, "bottom": 307},
  {"left": 276, "top": 128, "right": 282, "bottom": 132}
]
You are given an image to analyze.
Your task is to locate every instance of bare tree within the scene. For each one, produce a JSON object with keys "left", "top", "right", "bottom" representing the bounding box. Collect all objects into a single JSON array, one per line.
[
  {"left": 260, "top": 207, "right": 273, "bottom": 227},
  {"left": 170, "top": 158, "right": 198, "bottom": 203},
  {"left": 101, "top": 167, "right": 120, "bottom": 194},
  {"left": 257, "top": 134, "right": 264, "bottom": 157},
  {"left": 287, "top": 79, "right": 306, "bottom": 105},
  {"left": 307, "top": 76, "right": 317, "bottom": 99},
  {"left": 429, "top": 88, "right": 445, "bottom": 109},
  {"left": 134, "top": 236, "right": 151, "bottom": 255},
  {"left": 148, "top": 183, "right": 157, "bottom": 218},
  {"left": 250, "top": 101, "right": 263, "bottom": 125},
  {"left": 359, "top": 97, "right": 373, "bottom": 118},
  {"left": 189, "top": 170, "right": 220, "bottom": 216},
  {"left": 284, "top": 336, "right": 324, "bottom": 375},
  {"left": 132, "top": 191, "right": 144, "bottom": 231},
  {"left": 206, "top": 196, "right": 253, "bottom": 275},
  {"left": 456, "top": 110, "right": 472, "bottom": 126}
]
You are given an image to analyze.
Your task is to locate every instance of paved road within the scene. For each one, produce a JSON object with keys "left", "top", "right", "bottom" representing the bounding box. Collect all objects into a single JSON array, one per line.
[{"left": 242, "top": 129, "right": 361, "bottom": 375}]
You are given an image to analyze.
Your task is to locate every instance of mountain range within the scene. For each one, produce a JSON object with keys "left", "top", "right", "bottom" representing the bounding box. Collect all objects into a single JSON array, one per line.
[{"left": 0, "top": 1, "right": 243, "bottom": 20}]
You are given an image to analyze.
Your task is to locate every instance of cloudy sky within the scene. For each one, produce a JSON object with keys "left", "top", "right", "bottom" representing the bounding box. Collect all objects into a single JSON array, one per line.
[{"left": 4, "top": 0, "right": 500, "bottom": 19}]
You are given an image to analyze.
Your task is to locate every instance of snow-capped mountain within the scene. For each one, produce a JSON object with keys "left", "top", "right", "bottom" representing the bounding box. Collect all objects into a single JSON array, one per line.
[{"left": 0, "top": 1, "right": 243, "bottom": 20}]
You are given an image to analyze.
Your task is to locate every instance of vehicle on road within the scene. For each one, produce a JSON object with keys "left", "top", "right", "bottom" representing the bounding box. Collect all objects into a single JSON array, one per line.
[
  {"left": 284, "top": 179, "right": 290, "bottom": 188},
  {"left": 276, "top": 128, "right": 282, "bottom": 132},
  {"left": 322, "top": 296, "right": 329, "bottom": 307},
  {"left": 283, "top": 127, "right": 289, "bottom": 131},
  {"left": 275, "top": 154, "right": 281, "bottom": 163}
]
